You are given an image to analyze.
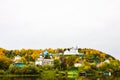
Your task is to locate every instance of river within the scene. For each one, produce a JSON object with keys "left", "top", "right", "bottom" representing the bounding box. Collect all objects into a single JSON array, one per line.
[{"left": 0, "top": 76, "right": 120, "bottom": 80}]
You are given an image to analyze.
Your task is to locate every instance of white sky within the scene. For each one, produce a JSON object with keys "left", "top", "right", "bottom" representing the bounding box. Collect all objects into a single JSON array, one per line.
[{"left": 0, "top": 0, "right": 120, "bottom": 59}]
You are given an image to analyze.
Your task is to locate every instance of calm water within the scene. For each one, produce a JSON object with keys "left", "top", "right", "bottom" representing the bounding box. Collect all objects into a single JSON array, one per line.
[{"left": 0, "top": 76, "right": 120, "bottom": 80}]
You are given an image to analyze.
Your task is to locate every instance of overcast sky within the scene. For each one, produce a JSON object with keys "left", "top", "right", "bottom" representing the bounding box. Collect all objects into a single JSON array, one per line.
[{"left": 0, "top": 0, "right": 120, "bottom": 59}]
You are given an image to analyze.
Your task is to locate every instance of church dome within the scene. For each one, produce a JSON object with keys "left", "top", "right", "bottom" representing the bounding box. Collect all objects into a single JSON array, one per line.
[
  {"left": 44, "top": 50, "right": 48, "bottom": 56},
  {"left": 50, "top": 53, "right": 52, "bottom": 56},
  {"left": 40, "top": 53, "right": 42, "bottom": 56}
]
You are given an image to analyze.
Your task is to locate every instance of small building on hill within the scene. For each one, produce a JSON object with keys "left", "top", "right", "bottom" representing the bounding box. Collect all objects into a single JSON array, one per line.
[
  {"left": 96, "top": 59, "right": 110, "bottom": 67},
  {"left": 14, "top": 55, "right": 21, "bottom": 62},
  {"left": 13, "top": 62, "right": 25, "bottom": 67},
  {"left": 74, "top": 63, "right": 82, "bottom": 67},
  {"left": 13, "top": 55, "right": 25, "bottom": 67}
]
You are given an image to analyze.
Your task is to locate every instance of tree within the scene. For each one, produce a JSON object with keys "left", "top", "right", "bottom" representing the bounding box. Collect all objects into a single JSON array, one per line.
[
  {"left": 31, "top": 51, "right": 39, "bottom": 60},
  {"left": 66, "top": 56, "right": 77, "bottom": 66},
  {"left": 9, "top": 64, "right": 39, "bottom": 74},
  {"left": 99, "top": 62, "right": 110, "bottom": 72},
  {"left": 0, "top": 55, "right": 12, "bottom": 70},
  {"left": 109, "top": 60, "right": 120, "bottom": 72},
  {"left": 60, "top": 56, "right": 67, "bottom": 70},
  {"left": 54, "top": 59, "right": 60, "bottom": 70}
]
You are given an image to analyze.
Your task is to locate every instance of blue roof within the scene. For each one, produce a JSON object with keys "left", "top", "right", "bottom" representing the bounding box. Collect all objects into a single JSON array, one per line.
[
  {"left": 13, "top": 63, "right": 25, "bottom": 67},
  {"left": 40, "top": 53, "right": 42, "bottom": 56},
  {"left": 50, "top": 53, "right": 52, "bottom": 56},
  {"left": 44, "top": 50, "right": 48, "bottom": 55}
]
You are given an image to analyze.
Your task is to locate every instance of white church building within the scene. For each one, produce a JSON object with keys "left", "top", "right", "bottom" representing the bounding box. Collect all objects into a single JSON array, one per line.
[
  {"left": 35, "top": 51, "right": 53, "bottom": 66},
  {"left": 64, "top": 47, "right": 84, "bottom": 55}
]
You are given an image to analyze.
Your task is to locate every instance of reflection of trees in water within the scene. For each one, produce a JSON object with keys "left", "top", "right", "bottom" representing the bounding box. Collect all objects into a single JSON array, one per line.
[
  {"left": 0, "top": 76, "right": 120, "bottom": 80},
  {"left": 0, "top": 76, "right": 39, "bottom": 80},
  {"left": 77, "top": 76, "right": 89, "bottom": 80},
  {"left": 77, "top": 76, "right": 120, "bottom": 80}
]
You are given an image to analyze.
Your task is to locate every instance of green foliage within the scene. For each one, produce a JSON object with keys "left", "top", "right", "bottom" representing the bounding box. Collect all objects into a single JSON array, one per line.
[
  {"left": 60, "top": 56, "right": 67, "bottom": 70},
  {"left": 9, "top": 64, "right": 40, "bottom": 74},
  {"left": 0, "top": 47, "right": 120, "bottom": 74},
  {"left": 41, "top": 70, "right": 56, "bottom": 80},
  {"left": 66, "top": 56, "right": 77, "bottom": 67},
  {"left": 24, "top": 65, "right": 39, "bottom": 74},
  {"left": 78, "top": 66, "right": 84, "bottom": 72},
  {"left": 53, "top": 59, "right": 60, "bottom": 70},
  {"left": 9, "top": 64, "right": 14, "bottom": 73},
  {"left": 0, "top": 70, "right": 5, "bottom": 74},
  {"left": 90, "top": 63, "right": 97, "bottom": 70},
  {"left": 42, "top": 65, "right": 53, "bottom": 71},
  {"left": 67, "top": 66, "right": 78, "bottom": 71}
]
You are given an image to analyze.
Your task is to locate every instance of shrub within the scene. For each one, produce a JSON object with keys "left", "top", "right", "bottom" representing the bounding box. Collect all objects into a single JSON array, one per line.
[
  {"left": 24, "top": 65, "right": 39, "bottom": 74},
  {"left": 67, "top": 66, "right": 78, "bottom": 71},
  {"left": 0, "top": 70, "right": 5, "bottom": 74},
  {"left": 9, "top": 64, "right": 39, "bottom": 74},
  {"left": 37, "top": 66, "right": 43, "bottom": 72},
  {"left": 54, "top": 59, "right": 60, "bottom": 70},
  {"left": 9, "top": 64, "right": 19, "bottom": 74},
  {"left": 43, "top": 65, "right": 53, "bottom": 71}
]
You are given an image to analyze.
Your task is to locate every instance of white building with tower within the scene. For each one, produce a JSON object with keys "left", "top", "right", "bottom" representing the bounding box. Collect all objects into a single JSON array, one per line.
[
  {"left": 64, "top": 46, "right": 84, "bottom": 56},
  {"left": 64, "top": 46, "right": 83, "bottom": 55}
]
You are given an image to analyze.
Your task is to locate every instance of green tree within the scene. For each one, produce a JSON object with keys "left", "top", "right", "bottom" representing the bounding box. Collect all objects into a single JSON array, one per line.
[
  {"left": 60, "top": 56, "right": 67, "bottom": 70},
  {"left": 66, "top": 56, "right": 77, "bottom": 67},
  {"left": 54, "top": 59, "right": 60, "bottom": 70}
]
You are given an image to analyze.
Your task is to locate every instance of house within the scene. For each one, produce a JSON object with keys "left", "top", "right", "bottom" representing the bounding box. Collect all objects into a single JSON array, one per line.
[
  {"left": 74, "top": 60, "right": 83, "bottom": 67},
  {"left": 14, "top": 55, "right": 21, "bottom": 62},
  {"left": 74, "top": 63, "right": 82, "bottom": 67},
  {"left": 104, "top": 59, "right": 110, "bottom": 63},
  {"left": 13, "top": 55, "right": 25, "bottom": 67},
  {"left": 96, "top": 59, "right": 110, "bottom": 67},
  {"left": 35, "top": 51, "right": 53, "bottom": 66},
  {"left": 13, "top": 62, "right": 25, "bottom": 67}
]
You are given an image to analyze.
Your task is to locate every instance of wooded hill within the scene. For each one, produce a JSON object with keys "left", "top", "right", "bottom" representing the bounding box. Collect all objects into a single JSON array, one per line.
[{"left": 0, "top": 47, "right": 117, "bottom": 71}]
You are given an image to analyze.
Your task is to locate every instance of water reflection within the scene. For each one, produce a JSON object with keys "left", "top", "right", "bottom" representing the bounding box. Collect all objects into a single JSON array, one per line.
[
  {"left": 0, "top": 76, "right": 120, "bottom": 80},
  {"left": 77, "top": 76, "right": 120, "bottom": 80},
  {"left": 0, "top": 76, "right": 39, "bottom": 80}
]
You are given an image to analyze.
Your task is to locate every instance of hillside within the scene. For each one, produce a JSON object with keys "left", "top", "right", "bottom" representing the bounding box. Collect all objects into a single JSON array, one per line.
[
  {"left": 78, "top": 48, "right": 115, "bottom": 63},
  {"left": 0, "top": 47, "right": 120, "bottom": 74}
]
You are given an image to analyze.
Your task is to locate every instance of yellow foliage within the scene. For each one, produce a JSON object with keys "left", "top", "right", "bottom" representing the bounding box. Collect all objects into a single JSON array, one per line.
[
  {"left": 0, "top": 51, "right": 4, "bottom": 55},
  {"left": 75, "top": 58, "right": 80, "bottom": 63},
  {"left": 100, "top": 53, "right": 106, "bottom": 58},
  {"left": 31, "top": 51, "right": 39, "bottom": 59},
  {"left": 84, "top": 66, "right": 91, "bottom": 71}
]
